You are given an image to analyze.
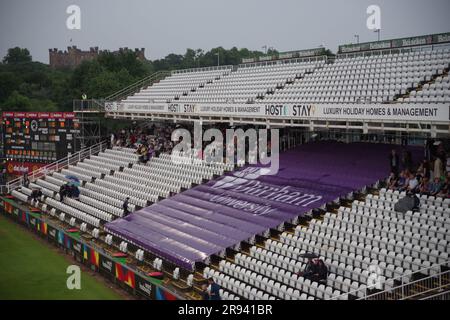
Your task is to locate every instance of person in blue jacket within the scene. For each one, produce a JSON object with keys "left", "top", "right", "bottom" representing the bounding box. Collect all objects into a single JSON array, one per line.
[{"left": 208, "top": 277, "right": 221, "bottom": 300}]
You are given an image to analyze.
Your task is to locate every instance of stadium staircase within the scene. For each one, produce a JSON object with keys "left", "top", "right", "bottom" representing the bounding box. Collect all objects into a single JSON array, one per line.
[
  {"left": 1, "top": 140, "right": 109, "bottom": 195},
  {"left": 172, "top": 68, "right": 233, "bottom": 103},
  {"left": 393, "top": 66, "right": 450, "bottom": 103},
  {"left": 106, "top": 70, "right": 171, "bottom": 103}
]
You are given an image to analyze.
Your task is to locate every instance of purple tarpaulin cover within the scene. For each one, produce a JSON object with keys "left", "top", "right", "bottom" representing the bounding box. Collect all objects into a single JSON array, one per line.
[{"left": 105, "top": 141, "right": 423, "bottom": 271}]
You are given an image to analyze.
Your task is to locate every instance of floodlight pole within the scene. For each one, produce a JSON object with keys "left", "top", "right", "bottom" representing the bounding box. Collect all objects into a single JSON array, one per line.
[{"left": 375, "top": 29, "right": 381, "bottom": 41}]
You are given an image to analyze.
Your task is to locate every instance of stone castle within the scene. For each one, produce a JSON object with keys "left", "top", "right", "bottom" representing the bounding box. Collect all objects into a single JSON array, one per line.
[{"left": 48, "top": 46, "right": 146, "bottom": 69}]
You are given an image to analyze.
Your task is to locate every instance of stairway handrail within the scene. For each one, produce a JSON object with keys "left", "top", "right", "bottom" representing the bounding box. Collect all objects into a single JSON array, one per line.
[
  {"left": 1, "top": 140, "right": 109, "bottom": 194},
  {"left": 330, "top": 259, "right": 450, "bottom": 300},
  {"left": 105, "top": 70, "right": 170, "bottom": 102}
]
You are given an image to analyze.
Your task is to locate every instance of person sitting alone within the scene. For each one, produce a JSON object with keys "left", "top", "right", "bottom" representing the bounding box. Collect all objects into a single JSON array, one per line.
[
  {"left": 59, "top": 184, "right": 67, "bottom": 201},
  {"left": 66, "top": 184, "right": 75, "bottom": 198},
  {"left": 22, "top": 173, "right": 30, "bottom": 188},
  {"left": 71, "top": 185, "right": 80, "bottom": 199},
  {"left": 207, "top": 277, "right": 221, "bottom": 300},
  {"left": 200, "top": 283, "right": 210, "bottom": 300},
  {"left": 123, "top": 197, "right": 130, "bottom": 217},
  {"left": 299, "top": 257, "right": 320, "bottom": 282},
  {"left": 31, "top": 188, "right": 42, "bottom": 203},
  {"left": 316, "top": 259, "right": 329, "bottom": 283}
]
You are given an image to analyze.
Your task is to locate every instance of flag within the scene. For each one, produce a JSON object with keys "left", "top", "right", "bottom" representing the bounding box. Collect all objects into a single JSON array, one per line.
[
  {"left": 58, "top": 231, "right": 64, "bottom": 244},
  {"left": 155, "top": 287, "right": 177, "bottom": 300},
  {"left": 4, "top": 202, "right": 12, "bottom": 214},
  {"left": 115, "top": 264, "right": 135, "bottom": 288},
  {"left": 65, "top": 235, "right": 72, "bottom": 249},
  {"left": 90, "top": 249, "right": 99, "bottom": 267},
  {"left": 21, "top": 212, "right": 29, "bottom": 224},
  {"left": 41, "top": 222, "right": 48, "bottom": 235},
  {"left": 83, "top": 244, "right": 89, "bottom": 260}
]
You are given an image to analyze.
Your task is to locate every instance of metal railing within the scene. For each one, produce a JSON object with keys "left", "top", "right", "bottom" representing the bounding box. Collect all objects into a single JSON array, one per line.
[
  {"left": 420, "top": 290, "right": 450, "bottom": 300},
  {"left": 331, "top": 260, "right": 450, "bottom": 300},
  {"left": 172, "top": 65, "right": 232, "bottom": 74},
  {"left": 104, "top": 70, "right": 170, "bottom": 102},
  {"left": 0, "top": 140, "right": 109, "bottom": 195},
  {"left": 73, "top": 99, "right": 106, "bottom": 112}
]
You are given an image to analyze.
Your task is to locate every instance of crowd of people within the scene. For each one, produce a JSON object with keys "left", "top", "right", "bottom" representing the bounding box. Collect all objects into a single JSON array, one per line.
[
  {"left": 109, "top": 122, "right": 275, "bottom": 167},
  {"left": 387, "top": 142, "right": 450, "bottom": 199},
  {"left": 110, "top": 124, "right": 177, "bottom": 163}
]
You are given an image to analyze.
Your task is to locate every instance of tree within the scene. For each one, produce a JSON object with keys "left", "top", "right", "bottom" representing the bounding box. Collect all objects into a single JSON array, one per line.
[
  {"left": 0, "top": 45, "right": 277, "bottom": 112},
  {"left": 2, "top": 90, "right": 32, "bottom": 111},
  {"left": 0, "top": 72, "right": 20, "bottom": 102},
  {"left": 3, "top": 47, "right": 32, "bottom": 64}
]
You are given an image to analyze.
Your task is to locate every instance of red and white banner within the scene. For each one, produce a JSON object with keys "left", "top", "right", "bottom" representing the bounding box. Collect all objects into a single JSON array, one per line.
[
  {"left": 6, "top": 161, "right": 46, "bottom": 176},
  {"left": 2, "top": 112, "right": 76, "bottom": 119}
]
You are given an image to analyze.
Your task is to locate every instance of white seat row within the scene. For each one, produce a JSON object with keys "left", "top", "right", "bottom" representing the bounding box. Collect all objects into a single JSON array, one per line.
[
  {"left": 63, "top": 197, "right": 112, "bottom": 222},
  {"left": 45, "top": 197, "right": 100, "bottom": 227}
]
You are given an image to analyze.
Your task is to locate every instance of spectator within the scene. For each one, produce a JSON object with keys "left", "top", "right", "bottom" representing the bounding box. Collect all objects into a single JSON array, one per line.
[
  {"left": 22, "top": 173, "right": 30, "bottom": 188},
  {"left": 300, "top": 257, "right": 320, "bottom": 282},
  {"left": 71, "top": 185, "right": 80, "bottom": 199},
  {"left": 436, "top": 175, "right": 449, "bottom": 198},
  {"left": 417, "top": 160, "right": 430, "bottom": 179},
  {"left": 397, "top": 171, "right": 407, "bottom": 190},
  {"left": 387, "top": 172, "right": 398, "bottom": 190},
  {"left": 200, "top": 283, "right": 210, "bottom": 300},
  {"left": 433, "top": 156, "right": 444, "bottom": 180},
  {"left": 446, "top": 156, "right": 450, "bottom": 173},
  {"left": 407, "top": 173, "right": 419, "bottom": 192},
  {"left": 207, "top": 277, "right": 221, "bottom": 300},
  {"left": 429, "top": 177, "right": 442, "bottom": 196},
  {"left": 317, "top": 259, "right": 329, "bottom": 283},
  {"left": 394, "top": 191, "right": 420, "bottom": 214},
  {"left": 389, "top": 150, "right": 399, "bottom": 176},
  {"left": 66, "top": 184, "right": 74, "bottom": 198},
  {"left": 110, "top": 133, "right": 116, "bottom": 148},
  {"left": 123, "top": 197, "right": 130, "bottom": 217},
  {"left": 139, "top": 145, "right": 149, "bottom": 164},
  {"left": 31, "top": 187, "right": 42, "bottom": 203},
  {"left": 418, "top": 176, "right": 430, "bottom": 195},
  {"left": 59, "top": 184, "right": 67, "bottom": 201}
]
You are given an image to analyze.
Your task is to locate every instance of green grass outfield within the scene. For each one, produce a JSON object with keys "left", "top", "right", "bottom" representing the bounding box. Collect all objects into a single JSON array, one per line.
[{"left": 0, "top": 214, "right": 122, "bottom": 300}]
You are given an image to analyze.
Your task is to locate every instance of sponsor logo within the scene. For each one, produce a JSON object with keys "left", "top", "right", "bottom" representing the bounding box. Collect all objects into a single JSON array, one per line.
[
  {"left": 101, "top": 259, "right": 113, "bottom": 272},
  {"left": 265, "top": 105, "right": 289, "bottom": 116},
  {"left": 292, "top": 105, "right": 316, "bottom": 117},
  {"left": 138, "top": 281, "right": 152, "bottom": 296},
  {"left": 73, "top": 242, "right": 82, "bottom": 253}
]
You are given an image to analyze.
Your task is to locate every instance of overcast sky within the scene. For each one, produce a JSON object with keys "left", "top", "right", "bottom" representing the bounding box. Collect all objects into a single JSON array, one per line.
[{"left": 0, "top": 0, "right": 449, "bottom": 64}]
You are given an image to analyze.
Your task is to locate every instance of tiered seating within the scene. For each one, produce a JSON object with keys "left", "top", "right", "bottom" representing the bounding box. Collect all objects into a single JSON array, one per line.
[
  {"left": 177, "top": 60, "right": 325, "bottom": 104},
  {"left": 267, "top": 49, "right": 450, "bottom": 104},
  {"left": 402, "top": 73, "right": 450, "bottom": 103},
  {"left": 201, "top": 186, "right": 449, "bottom": 300},
  {"left": 12, "top": 146, "right": 231, "bottom": 236},
  {"left": 45, "top": 197, "right": 100, "bottom": 227},
  {"left": 123, "top": 68, "right": 232, "bottom": 104},
  {"left": 119, "top": 48, "right": 449, "bottom": 107}
]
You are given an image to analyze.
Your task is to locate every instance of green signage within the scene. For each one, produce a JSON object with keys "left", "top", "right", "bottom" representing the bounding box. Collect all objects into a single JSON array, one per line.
[
  {"left": 241, "top": 47, "right": 326, "bottom": 64},
  {"left": 339, "top": 32, "right": 450, "bottom": 54}
]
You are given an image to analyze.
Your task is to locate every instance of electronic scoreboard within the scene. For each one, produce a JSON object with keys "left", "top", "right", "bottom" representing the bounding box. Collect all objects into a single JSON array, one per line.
[{"left": 1, "top": 112, "right": 80, "bottom": 175}]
